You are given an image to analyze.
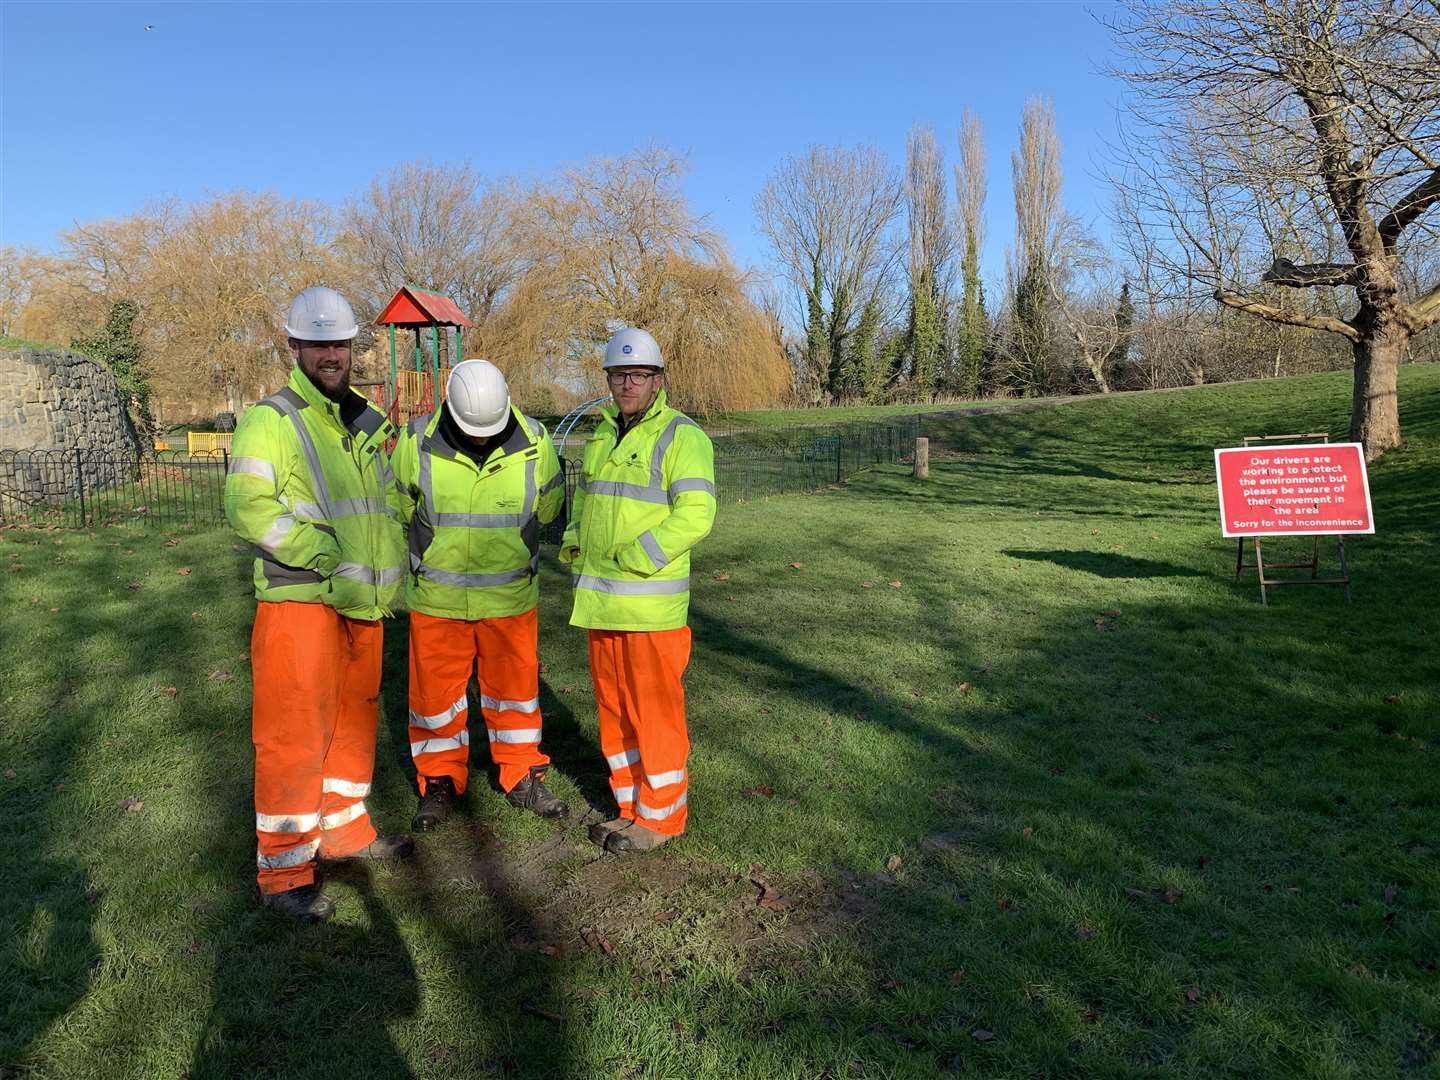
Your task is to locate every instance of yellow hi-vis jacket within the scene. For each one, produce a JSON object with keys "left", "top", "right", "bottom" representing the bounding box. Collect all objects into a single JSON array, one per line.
[
  {"left": 224, "top": 367, "right": 406, "bottom": 621},
  {"left": 390, "top": 406, "right": 564, "bottom": 620},
  {"left": 561, "top": 389, "right": 716, "bottom": 631}
]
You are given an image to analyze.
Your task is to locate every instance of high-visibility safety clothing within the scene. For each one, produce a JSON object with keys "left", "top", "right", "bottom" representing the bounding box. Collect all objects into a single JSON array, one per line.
[
  {"left": 561, "top": 389, "right": 716, "bottom": 631},
  {"left": 408, "top": 608, "right": 549, "bottom": 794},
  {"left": 390, "top": 405, "right": 564, "bottom": 621},
  {"left": 588, "top": 627, "right": 692, "bottom": 835},
  {"left": 251, "top": 601, "right": 382, "bottom": 894},
  {"left": 225, "top": 367, "right": 406, "bottom": 621},
  {"left": 226, "top": 365, "right": 404, "bottom": 893}
]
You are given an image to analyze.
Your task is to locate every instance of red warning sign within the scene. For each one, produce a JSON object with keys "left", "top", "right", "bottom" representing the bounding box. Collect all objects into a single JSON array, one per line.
[{"left": 1214, "top": 443, "right": 1374, "bottom": 537}]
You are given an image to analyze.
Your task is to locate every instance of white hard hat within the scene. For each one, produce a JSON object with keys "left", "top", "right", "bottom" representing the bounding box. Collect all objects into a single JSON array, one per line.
[
  {"left": 284, "top": 286, "right": 359, "bottom": 342},
  {"left": 446, "top": 359, "right": 512, "bottom": 437},
  {"left": 602, "top": 327, "right": 664, "bottom": 370}
]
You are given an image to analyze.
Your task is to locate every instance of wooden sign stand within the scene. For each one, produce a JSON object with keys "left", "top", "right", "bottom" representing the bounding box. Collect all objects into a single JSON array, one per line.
[{"left": 1232, "top": 433, "right": 1353, "bottom": 605}]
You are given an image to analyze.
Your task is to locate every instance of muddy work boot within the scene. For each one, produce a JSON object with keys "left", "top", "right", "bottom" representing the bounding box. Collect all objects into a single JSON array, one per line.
[
  {"left": 506, "top": 766, "right": 568, "bottom": 819},
  {"left": 605, "top": 822, "right": 676, "bottom": 854},
  {"left": 587, "top": 817, "right": 630, "bottom": 848},
  {"left": 259, "top": 883, "right": 336, "bottom": 924},
  {"left": 326, "top": 834, "right": 415, "bottom": 862},
  {"left": 413, "top": 776, "right": 456, "bottom": 832}
]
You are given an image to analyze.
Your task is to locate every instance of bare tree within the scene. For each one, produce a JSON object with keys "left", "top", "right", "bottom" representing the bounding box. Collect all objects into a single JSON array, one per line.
[
  {"left": 954, "top": 109, "right": 989, "bottom": 395},
  {"left": 483, "top": 149, "right": 791, "bottom": 413},
  {"left": 1046, "top": 223, "right": 1134, "bottom": 393},
  {"left": 341, "top": 162, "right": 524, "bottom": 335},
  {"left": 756, "top": 145, "right": 903, "bottom": 402},
  {"left": 1110, "top": 0, "right": 1440, "bottom": 459},
  {"left": 904, "top": 125, "right": 953, "bottom": 400}
]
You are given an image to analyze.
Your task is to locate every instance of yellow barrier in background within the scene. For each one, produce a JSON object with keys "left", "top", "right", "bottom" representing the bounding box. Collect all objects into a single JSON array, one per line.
[{"left": 187, "top": 432, "right": 234, "bottom": 455}]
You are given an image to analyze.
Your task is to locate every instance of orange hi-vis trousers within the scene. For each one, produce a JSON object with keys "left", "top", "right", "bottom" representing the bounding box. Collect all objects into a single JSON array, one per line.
[
  {"left": 587, "top": 627, "right": 691, "bottom": 836},
  {"left": 251, "top": 601, "right": 382, "bottom": 894},
  {"left": 408, "top": 607, "right": 549, "bottom": 795}
]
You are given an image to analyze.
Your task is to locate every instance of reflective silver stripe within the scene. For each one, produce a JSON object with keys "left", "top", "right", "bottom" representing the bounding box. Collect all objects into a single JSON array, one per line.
[
  {"left": 411, "top": 729, "right": 470, "bottom": 756},
  {"left": 487, "top": 727, "right": 543, "bottom": 744},
  {"left": 258, "top": 513, "right": 296, "bottom": 554},
  {"left": 572, "top": 574, "right": 689, "bottom": 595},
  {"left": 637, "top": 530, "right": 668, "bottom": 569},
  {"left": 523, "top": 457, "right": 537, "bottom": 518},
  {"left": 322, "top": 778, "right": 370, "bottom": 798},
  {"left": 257, "top": 838, "right": 319, "bottom": 869},
  {"left": 584, "top": 415, "right": 702, "bottom": 506},
  {"left": 583, "top": 479, "right": 669, "bottom": 504},
  {"left": 540, "top": 471, "right": 564, "bottom": 495},
  {"left": 410, "top": 694, "right": 468, "bottom": 730},
  {"left": 334, "top": 562, "right": 406, "bottom": 586},
  {"left": 419, "top": 565, "right": 530, "bottom": 588},
  {"left": 480, "top": 694, "right": 540, "bottom": 715},
  {"left": 256, "top": 810, "right": 320, "bottom": 833},
  {"left": 331, "top": 497, "right": 388, "bottom": 517},
  {"left": 650, "top": 415, "right": 698, "bottom": 486},
  {"left": 229, "top": 456, "right": 276, "bottom": 483},
  {"left": 265, "top": 393, "right": 336, "bottom": 519},
  {"left": 320, "top": 802, "right": 367, "bottom": 831},
  {"left": 612, "top": 785, "right": 636, "bottom": 803},
  {"left": 636, "top": 792, "right": 688, "bottom": 821},
  {"left": 290, "top": 499, "right": 325, "bottom": 520},
  {"left": 419, "top": 429, "right": 435, "bottom": 513},
  {"left": 606, "top": 748, "right": 640, "bottom": 770},
  {"left": 433, "top": 513, "right": 527, "bottom": 528},
  {"left": 645, "top": 768, "right": 686, "bottom": 789},
  {"left": 668, "top": 477, "right": 715, "bottom": 498}
]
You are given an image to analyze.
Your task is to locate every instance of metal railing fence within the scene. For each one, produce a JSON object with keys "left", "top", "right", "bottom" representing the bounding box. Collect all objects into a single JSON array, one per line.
[
  {"left": 0, "top": 449, "right": 228, "bottom": 530},
  {"left": 2, "top": 415, "right": 917, "bottom": 534}
]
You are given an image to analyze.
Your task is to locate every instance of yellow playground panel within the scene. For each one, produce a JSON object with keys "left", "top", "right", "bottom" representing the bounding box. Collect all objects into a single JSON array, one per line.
[{"left": 187, "top": 432, "right": 234, "bottom": 455}]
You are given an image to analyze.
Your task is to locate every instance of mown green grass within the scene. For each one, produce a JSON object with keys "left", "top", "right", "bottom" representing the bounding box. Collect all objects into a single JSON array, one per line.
[
  {"left": 3, "top": 365, "right": 1438, "bottom": 1078},
  {"left": 0, "top": 335, "right": 65, "bottom": 352}
]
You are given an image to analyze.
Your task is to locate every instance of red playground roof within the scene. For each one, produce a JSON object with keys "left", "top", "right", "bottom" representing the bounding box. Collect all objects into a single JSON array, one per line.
[{"left": 375, "top": 285, "right": 473, "bottom": 328}]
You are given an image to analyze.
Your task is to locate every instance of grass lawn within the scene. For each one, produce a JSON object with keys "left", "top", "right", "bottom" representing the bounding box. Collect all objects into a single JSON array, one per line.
[{"left": 3, "top": 365, "right": 1438, "bottom": 1079}]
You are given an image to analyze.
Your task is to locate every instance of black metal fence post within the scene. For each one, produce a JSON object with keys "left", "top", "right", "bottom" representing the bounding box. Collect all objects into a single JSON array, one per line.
[{"left": 73, "top": 448, "right": 87, "bottom": 528}]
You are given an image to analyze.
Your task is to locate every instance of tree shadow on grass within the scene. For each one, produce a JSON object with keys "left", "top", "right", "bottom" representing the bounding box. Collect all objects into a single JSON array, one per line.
[
  {"left": 676, "top": 514, "right": 1440, "bottom": 1076},
  {"left": 186, "top": 605, "right": 419, "bottom": 1080},
  {"left": 0, "top": 539, "right": 116, "bottom": 1073},
  {"left": 375, "top": 611, "right": 584, "bottom": 1078},
  {"left": 1002, "top": 549, "right": 1210, "bottom": 579}
]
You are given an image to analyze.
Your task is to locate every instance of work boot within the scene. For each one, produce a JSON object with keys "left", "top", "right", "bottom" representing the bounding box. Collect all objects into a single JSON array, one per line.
[
  {"left": 506, "top": 766, "right": 568, "bottom": 819},
  {"left": 605, "top": 822, "right": 676, "bottom": 854},
  {"left": 325, "top": 834, "right": 415, "bottom": 862},
  {"left": 413, "top": 776, "right": 456, "bottom": 832},
  {"left": 259, "top": 883, "right": 335, "bottom": 924},
  {"left": 587, "top": 817, "right": 630, "bottom": 848}
]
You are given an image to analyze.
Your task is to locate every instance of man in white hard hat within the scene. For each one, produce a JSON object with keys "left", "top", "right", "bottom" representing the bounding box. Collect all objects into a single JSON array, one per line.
[
  {"left": 560, "top": 328, "right": 716, "bottom": 854},
  {"left": 224, "top": 286, "right": 412, "bottom": 924},
  {"left": 390, "top": 360, "right": 568, "bottom": 830}
]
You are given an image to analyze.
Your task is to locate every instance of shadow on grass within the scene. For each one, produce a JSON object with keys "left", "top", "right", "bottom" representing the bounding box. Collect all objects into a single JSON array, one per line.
[
  {"left": 375, "top": 611, "right": 587, "bottom": 1077},
  {"left": 1002, "top": 549, "right": 1209, "bottom": 579}
]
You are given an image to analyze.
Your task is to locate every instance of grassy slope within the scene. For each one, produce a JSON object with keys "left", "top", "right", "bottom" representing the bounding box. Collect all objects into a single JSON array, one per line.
[{"left": 2, "top": 365, "right": 1438, "bottom": 1079}]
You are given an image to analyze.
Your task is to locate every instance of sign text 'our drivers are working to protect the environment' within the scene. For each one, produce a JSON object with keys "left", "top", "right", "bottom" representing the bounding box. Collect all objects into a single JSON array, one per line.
[{"left": 1213, "top": 443, "right": 1375, "bottom": 538}]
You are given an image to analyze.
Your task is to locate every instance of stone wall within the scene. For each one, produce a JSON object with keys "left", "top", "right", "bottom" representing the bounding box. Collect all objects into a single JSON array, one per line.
[
  {"left": 0, "top": 347, "right": 143, "bottom": 511},
  {"left": 0, "top": 346, "right": 141, "bottom": 456}
]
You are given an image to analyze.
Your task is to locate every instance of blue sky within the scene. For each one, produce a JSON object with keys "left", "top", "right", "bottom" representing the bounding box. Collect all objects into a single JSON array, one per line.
[{"left": 1, "top": 1, "right": 1123, "bottom": 289}]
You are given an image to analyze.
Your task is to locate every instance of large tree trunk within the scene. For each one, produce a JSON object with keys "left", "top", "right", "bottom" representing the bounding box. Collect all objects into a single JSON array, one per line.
[{"left": 1350, "top": 318, "right": 1407, "bottom": 461}]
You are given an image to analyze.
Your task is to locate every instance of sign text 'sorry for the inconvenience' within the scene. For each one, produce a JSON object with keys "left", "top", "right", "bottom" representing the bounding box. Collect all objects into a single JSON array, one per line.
[{"left": 1213, "top": 443, "right": 1374, "bottom": 538}]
